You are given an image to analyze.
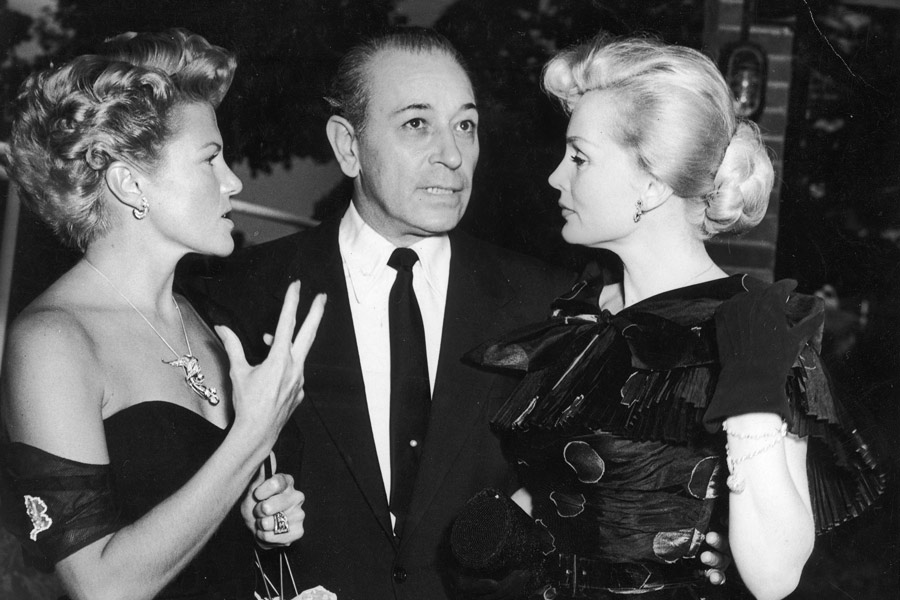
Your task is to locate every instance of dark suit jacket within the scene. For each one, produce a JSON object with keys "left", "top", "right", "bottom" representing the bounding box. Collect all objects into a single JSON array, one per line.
[{"left": 182, "top": 217, "right": 573, "bottom": 600}]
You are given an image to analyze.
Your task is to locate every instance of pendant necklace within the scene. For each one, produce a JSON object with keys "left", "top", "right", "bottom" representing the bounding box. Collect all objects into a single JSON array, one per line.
[{"left": 83, "top": 259, "right": 220, "bottom": 405}]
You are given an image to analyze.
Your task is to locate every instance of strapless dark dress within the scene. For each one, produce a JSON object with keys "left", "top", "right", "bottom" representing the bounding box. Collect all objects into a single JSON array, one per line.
[
  {"left": 105, "top": 402, "right": 256, "bottom": 599},
  {"left": 2, "top": 401, "right": 257, "bottom": 600}
]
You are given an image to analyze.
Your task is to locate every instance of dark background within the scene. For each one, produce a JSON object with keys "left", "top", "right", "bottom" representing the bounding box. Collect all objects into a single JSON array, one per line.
[{"left": 1, "top": 1, "right": 897, "bottom": 598}]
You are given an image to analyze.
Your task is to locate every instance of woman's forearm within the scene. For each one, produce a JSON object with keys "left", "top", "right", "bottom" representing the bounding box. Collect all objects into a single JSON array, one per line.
[{"left": 726, "top": 414, "right": 814, "bottom": 600}]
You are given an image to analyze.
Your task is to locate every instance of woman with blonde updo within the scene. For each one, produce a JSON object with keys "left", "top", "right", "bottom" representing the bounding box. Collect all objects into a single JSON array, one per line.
[
  {"left": 1, "top": 30, "right": 325, "bottom": 599},
  {"left": 470, "top": 34, "right": 882, "bottom": 600}
]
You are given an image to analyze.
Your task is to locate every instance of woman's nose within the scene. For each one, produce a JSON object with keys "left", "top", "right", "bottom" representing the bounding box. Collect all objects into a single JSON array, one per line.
[
  {"left": 548, "top": 159, "right": 566, "bottom": 191},
  {"left": 222, "top": 164, "right": 243, "bottom": 196}
]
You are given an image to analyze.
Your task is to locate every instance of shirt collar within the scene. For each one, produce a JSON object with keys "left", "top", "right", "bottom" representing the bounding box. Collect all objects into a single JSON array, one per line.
[{"left": 339, "top": 202, "right": 450, "bottom": 303}]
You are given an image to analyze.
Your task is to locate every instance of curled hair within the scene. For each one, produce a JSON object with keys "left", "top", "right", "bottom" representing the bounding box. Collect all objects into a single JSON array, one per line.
[
  {"left": 324, "top": 27, "right": 472, "bottom": 135},
  {"left": 543, "top": 34, "right": 773, "bottom": 238},
  {"left": 5, "top": 28, "right": 236, "bottom": 250}
]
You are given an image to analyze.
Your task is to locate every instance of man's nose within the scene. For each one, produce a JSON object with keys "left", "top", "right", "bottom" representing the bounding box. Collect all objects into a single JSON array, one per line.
[{"left": 430, "top": 127, "right": 462, "bottom": 169}]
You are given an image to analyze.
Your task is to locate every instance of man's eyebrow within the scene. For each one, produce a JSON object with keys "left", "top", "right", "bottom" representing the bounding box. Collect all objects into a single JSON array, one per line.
[
  {"left": 391, "top": 102, "right": 478, "bottom": 117},
  {"left": 199, "top": 142, "right": 222, "bottom": 152},
  {"left": 393, "top": 103, "right": 431, "bottom": 116}
]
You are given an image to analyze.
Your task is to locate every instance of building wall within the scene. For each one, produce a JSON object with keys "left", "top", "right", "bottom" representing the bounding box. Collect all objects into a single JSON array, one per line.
[{"left": 704, "top": 0, "right": 795, "bottom": 282}]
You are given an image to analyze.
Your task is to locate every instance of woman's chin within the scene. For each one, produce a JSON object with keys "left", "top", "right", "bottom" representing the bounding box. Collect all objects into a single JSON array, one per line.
[
  {"left": 560, "top": 223, "right": 586, "bottom": 246},
  {"left": 208, "top": 236, "right": 236, "bottom": 257}
]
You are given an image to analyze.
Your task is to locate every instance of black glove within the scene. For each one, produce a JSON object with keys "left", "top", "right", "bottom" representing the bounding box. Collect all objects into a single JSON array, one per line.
[
  {"left": 455, "top": 569, "right": 534, "bottom": 600},
  {"left": 704, "top": 279, "right": 823, "bottom": 431}
]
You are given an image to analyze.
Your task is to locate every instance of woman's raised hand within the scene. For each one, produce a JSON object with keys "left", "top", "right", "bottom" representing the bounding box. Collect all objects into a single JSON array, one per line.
[{"left": 215, "top": 281, "right": 326, "bottom": 446}]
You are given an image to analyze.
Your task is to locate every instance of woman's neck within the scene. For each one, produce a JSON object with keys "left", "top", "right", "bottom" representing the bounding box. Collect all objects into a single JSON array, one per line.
[
  {"left": 82, "top": 236, "right": 182, "bottom": 317},
  {"left": 614, "top": 230, "right": 726, "bottom": 308}
]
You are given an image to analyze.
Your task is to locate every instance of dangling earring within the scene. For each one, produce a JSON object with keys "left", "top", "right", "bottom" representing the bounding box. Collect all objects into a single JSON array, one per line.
[
  {"left": 133, "top": 197, "right": 149, "bottom": 220},
  {"left": 633, "top": 199, "right": 643, "bottom": 223}
]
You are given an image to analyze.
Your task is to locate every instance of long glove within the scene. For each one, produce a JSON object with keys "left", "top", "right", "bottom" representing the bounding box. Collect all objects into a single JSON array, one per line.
[{"left": 704, "top": 279, "right": 823, "bottom": 431}]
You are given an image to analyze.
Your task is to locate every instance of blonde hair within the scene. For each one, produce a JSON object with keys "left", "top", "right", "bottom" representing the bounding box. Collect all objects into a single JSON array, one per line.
[
  {"left": 543, "top": 34, "right": 773, "bottom": 238},
  {"left": 6, "top": 29, "right": 235, "bottom": 251}
]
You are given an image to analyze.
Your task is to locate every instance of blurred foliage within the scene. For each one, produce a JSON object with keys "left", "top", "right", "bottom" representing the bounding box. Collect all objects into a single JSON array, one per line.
[
  {"left": 777, "top": 0, "right": 900, "bottom": 288},
  {"left": 40, "top": 0, "right": 403, "bottom": 172},
  {"left": 0, "top": 1, "right": 35, "bottom": 142},
  {"left": 775, "top": 1, "right": 900, "bottom": 377}
]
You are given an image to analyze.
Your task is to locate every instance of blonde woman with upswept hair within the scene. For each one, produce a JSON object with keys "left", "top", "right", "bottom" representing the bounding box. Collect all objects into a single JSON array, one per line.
[
  {"left": 471, "top": 34, "right": 883, "bottom": 600},
  {"left": 1, "top": 29, "right": 325, "bottom": 600}
]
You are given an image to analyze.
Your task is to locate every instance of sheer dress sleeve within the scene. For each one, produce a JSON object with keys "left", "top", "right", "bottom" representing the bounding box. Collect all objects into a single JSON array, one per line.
[{"left": 1, "top": 442, "right": 123, "bottom": 570}]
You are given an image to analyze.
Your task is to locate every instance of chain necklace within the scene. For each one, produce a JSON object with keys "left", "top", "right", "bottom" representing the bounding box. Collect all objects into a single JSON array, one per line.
[
  {"left": 83, "top": 259, "right": 220, "bottom": 406},
  {"left": 687, "top": 262, "right": 717, "bottom": 283}
]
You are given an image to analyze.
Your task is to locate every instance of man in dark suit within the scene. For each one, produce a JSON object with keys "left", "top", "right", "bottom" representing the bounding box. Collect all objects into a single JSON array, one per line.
[
  {"left": 187, "top": 28, "right": 728, "bottom": 600},
  {"left": 186, "top": 29, "right": 572, "bottom": 600}
]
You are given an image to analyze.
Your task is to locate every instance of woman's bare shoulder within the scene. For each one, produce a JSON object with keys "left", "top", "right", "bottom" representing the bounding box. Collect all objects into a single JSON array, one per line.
[
  {"left": 8, "top": 290, "right": 97, "bottom": 357},
  {"left": 3, "top": 289, "right": 108, "bottom": 460}
]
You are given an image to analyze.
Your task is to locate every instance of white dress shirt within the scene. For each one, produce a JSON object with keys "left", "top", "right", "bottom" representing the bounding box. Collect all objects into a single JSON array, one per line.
[{"left": 338, "top": 203, "right": 450, "bottom": 524}]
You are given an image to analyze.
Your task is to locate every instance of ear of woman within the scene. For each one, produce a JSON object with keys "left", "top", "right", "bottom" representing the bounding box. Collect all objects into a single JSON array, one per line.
[
  {"left": 636, "top": 177, "right": 674, "bottom": 220},
  {"left": 104, "top": 161, "right": 150, "bottom": 217}
]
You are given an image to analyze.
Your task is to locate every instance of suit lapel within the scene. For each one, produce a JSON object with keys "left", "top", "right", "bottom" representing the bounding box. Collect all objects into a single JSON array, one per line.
[
  {"left": 402, "top": 233, "right": 514, "bottom": 542},
  {"left": 291, "top": 221, "right": 394, "bottom": 541}
]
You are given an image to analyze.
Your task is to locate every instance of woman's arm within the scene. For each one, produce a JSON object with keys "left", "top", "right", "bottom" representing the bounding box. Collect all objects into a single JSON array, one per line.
[
  {"left": 707, "top": 280, "right": 822, "bottom": 599},
  {"left": 724, "top": 413, "right": 814, "bottom": 600},
  {"left": 3, "top": 282, "right": 324, "bottom": 600}
]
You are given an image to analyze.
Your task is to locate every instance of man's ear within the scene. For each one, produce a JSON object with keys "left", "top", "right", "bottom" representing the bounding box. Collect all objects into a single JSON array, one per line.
[
  {"left": 326, "top": 115, "right": 361, "bottom": 178},
  {"left": 104, "top": 161, "right": 146, "bottom": 212}
]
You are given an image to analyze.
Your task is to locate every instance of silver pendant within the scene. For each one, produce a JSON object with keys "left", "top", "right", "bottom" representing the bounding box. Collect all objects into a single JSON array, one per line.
[{"left": 165, "top": 354, "right": 220, "bottom": 405}]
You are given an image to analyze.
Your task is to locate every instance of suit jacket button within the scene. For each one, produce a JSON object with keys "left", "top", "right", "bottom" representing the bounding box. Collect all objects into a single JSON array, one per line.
[{"left": 393, "top": 566, "right": 408, "bottom": 583}]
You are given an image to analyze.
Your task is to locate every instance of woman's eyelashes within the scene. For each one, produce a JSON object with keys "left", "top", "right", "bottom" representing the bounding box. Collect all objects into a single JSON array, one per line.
[{"left": 570, "top": 153, "right": 586, "bottom": 167}]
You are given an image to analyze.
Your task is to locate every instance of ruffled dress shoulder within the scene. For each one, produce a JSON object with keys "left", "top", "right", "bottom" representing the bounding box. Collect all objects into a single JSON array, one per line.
[
  {"left": 2, "top": 401, "right": 256, "bottom": 600},
  {"left": 468, "top": 273, "right": 885, "bottom": 594}
]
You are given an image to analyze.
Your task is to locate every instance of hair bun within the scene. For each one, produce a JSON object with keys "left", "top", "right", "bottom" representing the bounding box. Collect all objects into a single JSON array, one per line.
[{"left": 703, "top": 120, "right": 774, "bottom": 236}]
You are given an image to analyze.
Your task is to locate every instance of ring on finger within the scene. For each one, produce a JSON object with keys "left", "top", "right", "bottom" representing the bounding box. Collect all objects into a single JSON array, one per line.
[{"left": 274, "top": 511, "right": 290, "bottom": 535}]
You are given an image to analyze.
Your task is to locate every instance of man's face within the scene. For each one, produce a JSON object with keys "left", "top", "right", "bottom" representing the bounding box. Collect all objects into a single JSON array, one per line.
[{"left": 352, "top": 48, "right": 479, "bottom": 247}]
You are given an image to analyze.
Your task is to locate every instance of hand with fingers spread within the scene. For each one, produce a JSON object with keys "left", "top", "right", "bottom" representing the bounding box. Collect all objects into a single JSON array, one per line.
[
  {"left": 215, "top": 281, "right": 326, "bottom": 451},
  {"left": 242, "top": 455, "right": 306, "bottom": 549}
]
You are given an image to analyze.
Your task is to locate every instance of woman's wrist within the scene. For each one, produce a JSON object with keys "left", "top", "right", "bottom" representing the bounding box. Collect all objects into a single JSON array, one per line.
[{"left": 723, "top": 414, "right": 788, "bottom": 494}]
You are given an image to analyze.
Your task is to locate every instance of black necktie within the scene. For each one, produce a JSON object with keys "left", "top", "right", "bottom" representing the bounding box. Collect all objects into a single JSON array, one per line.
[{"left": 387, "top": 247, "right": 431, "bottom": 536}]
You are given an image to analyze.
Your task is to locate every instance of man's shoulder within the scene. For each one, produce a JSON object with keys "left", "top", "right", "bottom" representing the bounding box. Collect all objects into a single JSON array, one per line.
[
  {"left": 236, "top": 220, "right": 336, "bottom": 268},
  {"left": 450, "top": 230, "right": 575, "bottom": 287},
  {"left": 194, "top": 219, "right": 337, "bottom": 282}
]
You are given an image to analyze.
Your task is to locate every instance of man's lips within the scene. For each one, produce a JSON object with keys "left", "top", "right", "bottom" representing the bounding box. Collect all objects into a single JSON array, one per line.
[{"left": 422, "top": 185, "right": 464, "bottom": 195}]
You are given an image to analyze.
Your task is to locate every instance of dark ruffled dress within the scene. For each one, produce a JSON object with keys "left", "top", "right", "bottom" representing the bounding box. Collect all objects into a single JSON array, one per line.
[
  {"left": 1, "top": 402, "right": 257, "bottom": 600},
  {"left": 469, "top": 274, "right": 885, "bottom": 599}
]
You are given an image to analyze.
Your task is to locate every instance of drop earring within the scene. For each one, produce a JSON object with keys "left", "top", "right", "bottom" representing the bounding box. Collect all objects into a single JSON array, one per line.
[
  {"left": 633, "top": 199, "right": 644, "bottom": 223},
  {"left": 133, "top": 197, "right": 149, "bottom": 220}
]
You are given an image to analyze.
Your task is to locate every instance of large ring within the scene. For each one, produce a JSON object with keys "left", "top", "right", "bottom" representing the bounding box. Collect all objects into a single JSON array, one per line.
[{"left": 274, "top": 511, "right": 290, "bottom": 535}]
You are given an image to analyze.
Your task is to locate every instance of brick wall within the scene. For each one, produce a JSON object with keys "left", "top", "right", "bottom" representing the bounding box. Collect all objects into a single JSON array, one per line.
[{"left": 704, "top": 0, "right": 795, "bottom": 282}]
